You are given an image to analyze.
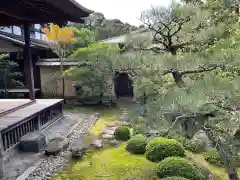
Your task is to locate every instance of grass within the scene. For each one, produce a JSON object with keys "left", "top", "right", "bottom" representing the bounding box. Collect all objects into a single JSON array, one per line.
[{"left": 55, "top": 143, "right": 158, "bottom": 180}]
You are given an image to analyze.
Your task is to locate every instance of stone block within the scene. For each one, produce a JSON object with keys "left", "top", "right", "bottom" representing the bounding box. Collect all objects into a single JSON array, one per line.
[
  {"left": 92, "top": 139, "right": 103, "bottom": 148},
  {"left": 45, "top": 137, "right": 69, "bottom": 156},
  {"left": 70, "top": 140, "right": 89, "bottom": 159},
  {"left": 19, "top": 132, "right": 46, "bottom": 153}
]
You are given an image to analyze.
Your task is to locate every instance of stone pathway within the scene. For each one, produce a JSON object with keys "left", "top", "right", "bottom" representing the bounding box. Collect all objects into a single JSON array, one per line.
[
  {"left": 3, "top": 111, "right": 92, "bottom": 180},
  {"left": 25, "top": 114, "right": 98, "bottom": 180}
]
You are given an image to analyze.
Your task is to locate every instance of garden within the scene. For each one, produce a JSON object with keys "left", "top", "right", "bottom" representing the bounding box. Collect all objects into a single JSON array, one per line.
[
  {"left": 53, "top": 105, "right": 238, "bottom": 180},
  {"left": 33, "top": 0, "right": 240, "bottom": 179}
]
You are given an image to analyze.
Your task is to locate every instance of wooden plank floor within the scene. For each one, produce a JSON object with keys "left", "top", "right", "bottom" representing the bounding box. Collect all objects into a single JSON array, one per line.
[
  {"left": 0, "top": 99, "right": 63, "bottom": 131},
  {"left": 0, "top": 99, "right": 32, "bottom": 114}
]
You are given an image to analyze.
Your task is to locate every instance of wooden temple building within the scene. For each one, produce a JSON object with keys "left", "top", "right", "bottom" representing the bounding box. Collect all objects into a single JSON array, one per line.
[{"left": 0, "top": 0, "right": 92, "bottom": 156}]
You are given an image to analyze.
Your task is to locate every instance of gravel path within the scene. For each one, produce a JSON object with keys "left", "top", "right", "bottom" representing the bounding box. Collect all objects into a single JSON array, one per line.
[{"left": 25, "top": 113, "right": 98, "bottom": 180}]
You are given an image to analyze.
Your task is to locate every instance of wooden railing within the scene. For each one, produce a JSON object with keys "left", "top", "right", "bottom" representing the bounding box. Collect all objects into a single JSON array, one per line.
[{"left": 1, "top": 101, "right": 63, "bottom": 151}]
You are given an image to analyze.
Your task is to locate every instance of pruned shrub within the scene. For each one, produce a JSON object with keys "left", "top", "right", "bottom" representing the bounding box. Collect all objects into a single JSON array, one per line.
[
  {"left": 203, "top": 148, "right": 223, "bottom": 167},
  {"left": 133, "top": 124, "right": 147, "bottom": 135},
  {"left": 185, "top": 139, "right": 205, "bottom": 153},
  {"left": 145, "top": 138, "right": 185, "bottom": 162},
  {"left": 157, "top": 157, "right": 204, "bottom": 180},
  {"left": 114, "top": 126, "right": 131, "bottom": 141},
  {"left": 160, "top": 176, "right": 189, "bottom": 180},
  {"left": 126, "top": 134, "right": 147, "bottom": 154}
]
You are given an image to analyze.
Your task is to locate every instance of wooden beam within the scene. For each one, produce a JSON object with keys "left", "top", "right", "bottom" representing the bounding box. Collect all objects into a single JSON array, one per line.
[{"left": 23, "top": 23, "right": 35, "bottom": 100}]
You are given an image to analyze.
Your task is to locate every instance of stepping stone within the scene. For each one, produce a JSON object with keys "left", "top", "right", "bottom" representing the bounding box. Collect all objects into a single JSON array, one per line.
[
  {"left": 106, "top": 123, "right": 118, "bottom": 128},
  {"left": 108, "top": 139, "right": 120, "bottom": 147},
  {"left": 19, "top": 132, "right": 46, "bottom": 153},
  {"left": 102, "top": 133, "right": 114, "bottom": 140},
  {"left": 102, "top": 128, "right": 115, "bottom": 135},
  {"left": 45, "top": 137, "right": 69, "bottom": 156},
  {"left": 92, "top": 139, "right": 103, "bottom": 148},
  {"left": 118, "top": 121, "right": 131, "bottom": 127}
]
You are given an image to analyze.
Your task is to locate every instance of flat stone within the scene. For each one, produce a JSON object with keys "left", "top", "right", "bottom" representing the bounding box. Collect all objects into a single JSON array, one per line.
[
  {"left": 102, "top": 128, "right": 115, "bottom": 135},
  {"left": 108, "top": 139, "right": 120, "bottom": 147},
  {"left": 118, "top": 121, "right": 131, "bottom": 127},
  {"left": 106, "top": 124, "right": 118, "bottom": 128},
  {"left": 45, "top": 137, "right": 69, "bottom": 156},
  {"left": 92, "top": 139, "right": 103, "bottom": 148},
  {"left": 19, "top": 132, "right": 46, "bottom": 153},
  {"left": 102, "top": 133, "right": 114, "bottom": 140}
]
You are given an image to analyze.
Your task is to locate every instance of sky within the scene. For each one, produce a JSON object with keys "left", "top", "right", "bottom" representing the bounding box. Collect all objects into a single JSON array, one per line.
[{"left": 77, "top": 0, "right": 172, "bottom": 26}]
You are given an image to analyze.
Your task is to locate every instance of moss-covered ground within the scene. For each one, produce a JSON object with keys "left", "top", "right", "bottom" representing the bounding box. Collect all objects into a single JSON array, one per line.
[
  {"left": 55, "top": 143, "right": 158, "bottom": 180},
  {"left": 57, "top": 105, "right": 240, "bottom": 179}
]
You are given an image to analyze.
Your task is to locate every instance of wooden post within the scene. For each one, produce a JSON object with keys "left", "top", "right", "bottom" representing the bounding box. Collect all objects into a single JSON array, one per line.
[
  {"left": 0, "top": 134, "right": 4, "bottom": 178},
  {"left": 24, "top": 24, "right": 35, "bottom": 100}
]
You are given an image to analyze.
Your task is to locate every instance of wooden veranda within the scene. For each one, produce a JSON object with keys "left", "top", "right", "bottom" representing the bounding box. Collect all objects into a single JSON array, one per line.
[{"left": 0, "top": 0, "right": 92, "bottom": 152}]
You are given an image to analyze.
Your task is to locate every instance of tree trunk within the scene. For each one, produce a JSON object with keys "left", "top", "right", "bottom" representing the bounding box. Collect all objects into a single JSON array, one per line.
[
  {"left": 62, "top": 77, "right": 66, "bottom": 104},
  {"left": 0, "top": 136, "right": 4, "bottom": 178},
  {"left": 205, "top": 130, "right": 239, "bottom": 180},
  {"left": 172, "top": 71, "right": 185, "bottom": 87}
]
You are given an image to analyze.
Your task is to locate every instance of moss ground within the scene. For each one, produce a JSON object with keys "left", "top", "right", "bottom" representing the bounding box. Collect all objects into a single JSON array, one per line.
[
  {"left": 58, "top": 105, "right": 240, "bottom": 179},
  {"left": 55, "top": 143, "right": 158, "bottom": 180}
]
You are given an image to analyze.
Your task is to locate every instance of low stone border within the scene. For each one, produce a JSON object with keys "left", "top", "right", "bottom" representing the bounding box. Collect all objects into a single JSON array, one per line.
[{"left": 17, "top": 114, "right": 99, "bottom": 180}]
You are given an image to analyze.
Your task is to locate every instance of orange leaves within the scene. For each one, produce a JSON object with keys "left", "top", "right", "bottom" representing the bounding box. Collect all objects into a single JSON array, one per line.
[{"left": 42, "top": 23, "right": 76, "bottom": 44}]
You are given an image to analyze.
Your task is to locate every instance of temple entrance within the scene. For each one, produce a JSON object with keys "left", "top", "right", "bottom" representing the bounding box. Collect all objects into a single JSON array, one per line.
[{"left": 114, "top": 72, "right": 133, "bottom": 98}]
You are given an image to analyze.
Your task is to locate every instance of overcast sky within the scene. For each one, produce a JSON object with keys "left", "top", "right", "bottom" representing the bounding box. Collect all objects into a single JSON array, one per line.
[{"left": 77, "top": 0, "right": 172, "bottom": 26}]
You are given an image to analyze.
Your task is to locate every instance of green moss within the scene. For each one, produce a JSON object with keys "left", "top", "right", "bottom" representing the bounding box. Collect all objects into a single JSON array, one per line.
[{"left": 54, "top": 143, "right": 158, "bottom": 180}]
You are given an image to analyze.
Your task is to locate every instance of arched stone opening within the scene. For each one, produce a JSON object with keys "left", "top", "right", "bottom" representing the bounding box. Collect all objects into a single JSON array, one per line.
[{"left": 114, "top": 72, "right": 133, "bottom": 99}]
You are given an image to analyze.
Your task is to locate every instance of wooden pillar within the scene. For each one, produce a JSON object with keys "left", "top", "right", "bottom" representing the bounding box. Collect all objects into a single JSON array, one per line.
[{"left": 24, "top": 24, "right": 35, "bottom": 100}]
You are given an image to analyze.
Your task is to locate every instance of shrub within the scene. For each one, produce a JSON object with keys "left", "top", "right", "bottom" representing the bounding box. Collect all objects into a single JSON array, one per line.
[
  {"left": 185, "top": 139, "right": 205, "bottom": 153},
  {"left": 133, "top": 124, "right": 147, "bottom": 135},
  {"left": 157, "top": 157, "right": 205, "bottom": 180},
  {"left": 203, "top": 148, "right": 223, "bottom": 167},
  {"left": 145, "top": 138, "right": 185, "bottom": 162},
  {"left": 126, "top": 134, "right": 147, "bottom": 154},
  {"left": 114, "top": 126, "right": 131, "bottom": 141},
  {"left": 160, "top": 176, "right": 189, "bottom": 180}
]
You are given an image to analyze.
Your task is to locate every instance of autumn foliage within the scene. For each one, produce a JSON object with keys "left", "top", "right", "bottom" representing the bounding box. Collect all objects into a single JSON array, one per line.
[{"left": 42, "top": 23, "right": 76, "bottom": 44}]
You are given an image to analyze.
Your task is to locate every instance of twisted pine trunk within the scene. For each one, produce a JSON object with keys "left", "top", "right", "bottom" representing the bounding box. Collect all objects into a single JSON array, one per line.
[{"left": 205, "top": 130, "right": 239, "bottom": 180}]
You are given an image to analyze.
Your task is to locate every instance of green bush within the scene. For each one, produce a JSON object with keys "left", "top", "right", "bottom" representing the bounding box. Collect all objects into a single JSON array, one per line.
[
  {"left": 133, "top": 124, "right": 147, "bottom": 135},
  {"left": 114, "top": 126, "right": 131, "bottom": 141},
  {"left": 185, "top": 140, "right": 205, "bottom": 153},
  {"left": 126, "top": 134, "right": 147, "bottom": 154},
  {"left": 145, "top": 138, "right": 185, "bottom": 162},
  {"left": 157, "top": 157, "right": 204, "bottom": 180},
  {"left": 160, "top": 176, "right": 189, "bottom": 180},
  {"left": 203, "top": 148, "right": 223, "bottom": 167}
]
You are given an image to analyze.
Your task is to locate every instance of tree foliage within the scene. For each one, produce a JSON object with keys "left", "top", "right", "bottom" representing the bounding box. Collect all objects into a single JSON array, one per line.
[
  {"left": 83, "top": 12, "right": 138, "bottom": 40},
  {"left": 0, "top": 54, "right": 23, "bottom": 98},
  {"left": 65, "top": 42, "right": 120, "bottom": 105},
  {"left": 123, "top": 1, "right": 240, "bottom": 179},
  {"left": 42, "top": 23, "right": 76, "bottom": 101}
]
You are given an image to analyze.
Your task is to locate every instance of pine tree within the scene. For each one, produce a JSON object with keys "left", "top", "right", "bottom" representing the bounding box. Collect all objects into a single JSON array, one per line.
[
  {"left": 0, "top": 54, "right": 23, "bottom": 98},
  {"left": 126, "top": 1, "right": 240, "bottom": 179}
]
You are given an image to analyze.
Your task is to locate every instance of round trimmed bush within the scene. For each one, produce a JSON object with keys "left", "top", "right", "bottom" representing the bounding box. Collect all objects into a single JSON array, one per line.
[
  {"left": 114, "top": 126, "right": 131, "bottom": 141},
  {"left": 126, "top": 134, "right": 147, "bottom": 154},
  {"left": 145, "top": 138, "right": 185, "bottom": 162},
  {"left": 160, "top": 176, "right": 189, "bottom": 180},
  {"left": 157, "top": 157, "right": 204, "bottom": 180},
  {"left": 203, "top": 148, "right": 223, "bottom": 167}
]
